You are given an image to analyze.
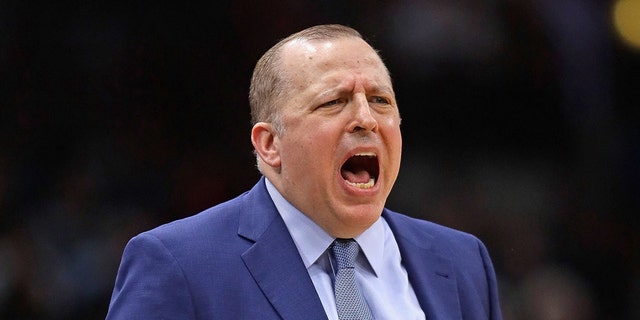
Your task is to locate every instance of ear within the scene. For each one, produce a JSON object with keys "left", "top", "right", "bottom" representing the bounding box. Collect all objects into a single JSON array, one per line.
[{"left": 251, "top": 122, "right": 281, "bottom": 168}]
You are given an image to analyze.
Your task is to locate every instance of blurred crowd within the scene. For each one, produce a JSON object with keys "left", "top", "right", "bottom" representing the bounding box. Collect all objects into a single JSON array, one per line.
[{"left": 1, "top": 1, "right": 638, "bottom": 319}]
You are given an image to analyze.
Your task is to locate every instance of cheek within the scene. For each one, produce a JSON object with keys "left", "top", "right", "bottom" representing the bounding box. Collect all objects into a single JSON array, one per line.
[
  {"left": 380, "top": 116, "right": 402, "bottom": 140},
  {"left": 301, "top": 121, "right": 338, "bottom": 146},
  {"left": 382, "top": 123, "right": 403, "bottom": 162},
  {"left": 281, "top": 132, "right": 327, "bottom": 169},
  {"left": 296, "top": 131, "right": 339, "bottom": 175},
  {"left": 380, "top": 114, "right": 401, "bottom": 128}
]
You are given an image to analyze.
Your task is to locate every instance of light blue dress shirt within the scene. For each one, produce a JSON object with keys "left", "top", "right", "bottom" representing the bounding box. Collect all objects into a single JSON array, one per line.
[{"left": 265, "top": 179, "right": 425, "bottom": 320}]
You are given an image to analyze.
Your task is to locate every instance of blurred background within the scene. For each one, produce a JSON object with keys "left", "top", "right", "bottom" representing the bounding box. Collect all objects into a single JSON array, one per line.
[{"left": 1, "top": 0, "right": 638, "bottom": 319}]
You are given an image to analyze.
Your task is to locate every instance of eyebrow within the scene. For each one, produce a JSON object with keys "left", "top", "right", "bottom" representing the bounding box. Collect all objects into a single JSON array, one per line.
[{"left": 316, "top": 80, "right": 394, "bottom": 99}]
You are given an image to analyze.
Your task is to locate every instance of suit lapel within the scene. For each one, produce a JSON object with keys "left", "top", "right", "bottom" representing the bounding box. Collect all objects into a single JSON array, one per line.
[
  {"left": 383, "top": 210, "right": 463, "bottom": 320},
  {"left": 237, "top": 179, "right": 463, "bottom": 319},
  {"left": 239, "top": 178, "right": 328, "bottom": 320}
]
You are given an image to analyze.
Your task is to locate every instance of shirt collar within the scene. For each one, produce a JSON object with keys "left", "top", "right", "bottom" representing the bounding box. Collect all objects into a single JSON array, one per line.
[
  {"left": 265, "top": 178, "right": 333, "bottom": 269},
  {"left": 265, "top": 178, "right": 384, "bottom": 276},
  {"left": 354, "top": 216, "right": 384, "bottom": 277}
]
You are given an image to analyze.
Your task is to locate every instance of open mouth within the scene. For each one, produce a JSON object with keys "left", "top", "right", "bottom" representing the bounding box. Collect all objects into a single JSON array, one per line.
[{"left": 340, "top": 152, "right": 379, "bottom": 189}]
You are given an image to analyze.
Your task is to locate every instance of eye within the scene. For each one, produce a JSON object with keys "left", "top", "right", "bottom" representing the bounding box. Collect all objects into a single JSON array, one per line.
[
  {"left": 318, "top": 98, "right": 346, "bottom": 109},
  {"left": 322, "top": 99, "right": 339, "bottom": 107},
  {"left": 370, "top": 96, "right": 390, "bottom": 104}
]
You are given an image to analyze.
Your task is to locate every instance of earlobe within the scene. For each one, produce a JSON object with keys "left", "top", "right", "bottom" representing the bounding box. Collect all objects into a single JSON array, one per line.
[{"left": 251, "top": 122, "right": 281, "bottom": 168}]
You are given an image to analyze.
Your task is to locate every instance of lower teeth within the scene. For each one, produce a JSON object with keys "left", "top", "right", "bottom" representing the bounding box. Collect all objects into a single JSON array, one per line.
[{"left": 346, "top": 178, "right": 375, "bottom": 189}]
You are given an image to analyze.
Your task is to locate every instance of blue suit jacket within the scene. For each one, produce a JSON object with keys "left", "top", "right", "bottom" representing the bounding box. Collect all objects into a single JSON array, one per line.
[{"left": 107, "top": 177, "right": 502, "bottom": 319}]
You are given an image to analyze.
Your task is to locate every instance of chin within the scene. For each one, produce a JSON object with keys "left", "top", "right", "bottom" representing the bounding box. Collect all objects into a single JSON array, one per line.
[{"left": 343, "top": 203, "right": 384, "bottom": 225}]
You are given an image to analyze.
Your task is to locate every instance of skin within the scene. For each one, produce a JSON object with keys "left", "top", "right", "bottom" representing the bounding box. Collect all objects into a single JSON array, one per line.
[{"left": 251, "top": 37, "right": 402, "bottom": 238}]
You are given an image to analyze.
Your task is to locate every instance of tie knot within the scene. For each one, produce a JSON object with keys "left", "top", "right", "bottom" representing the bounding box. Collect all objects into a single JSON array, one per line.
[{"left": 332, "top": 238, "right": 360, "bottom": 269}]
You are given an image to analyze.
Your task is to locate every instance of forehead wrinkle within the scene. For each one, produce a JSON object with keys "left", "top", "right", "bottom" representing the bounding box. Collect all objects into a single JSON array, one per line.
[
  {"left": 281, "top": 38, "right": 393, "bottom": 98},
  {"left": 308, "top": 71, "right": 395, "bottom": 106}
]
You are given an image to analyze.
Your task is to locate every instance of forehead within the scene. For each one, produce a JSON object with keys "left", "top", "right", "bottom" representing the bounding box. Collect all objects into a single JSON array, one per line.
[{"left": 280, "top": 37, "right": 390, "bottom": 85}]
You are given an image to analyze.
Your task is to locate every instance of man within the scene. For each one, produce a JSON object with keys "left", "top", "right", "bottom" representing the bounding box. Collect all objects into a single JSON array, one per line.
[{"left": 106, "top": 24, "right": 502, "bottom": 319}]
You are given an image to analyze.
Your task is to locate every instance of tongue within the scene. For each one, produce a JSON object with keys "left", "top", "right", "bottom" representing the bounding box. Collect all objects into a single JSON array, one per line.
[{"left": 341, "top": 168, "right": 371, "bottom": 184}]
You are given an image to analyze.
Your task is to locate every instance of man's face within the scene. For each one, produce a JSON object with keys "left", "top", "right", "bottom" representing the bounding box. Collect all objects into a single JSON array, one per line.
[{"left": 269, "top": 37, "right": 402, "bottom": 238}]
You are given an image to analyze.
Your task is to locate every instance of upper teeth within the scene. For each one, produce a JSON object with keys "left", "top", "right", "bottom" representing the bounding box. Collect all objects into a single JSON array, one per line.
[{"left": 355, "top": 152, "right": 376, "bottom": 157}]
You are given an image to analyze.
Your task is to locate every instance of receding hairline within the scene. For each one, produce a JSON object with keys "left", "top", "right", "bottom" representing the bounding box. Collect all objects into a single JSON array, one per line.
[
  {"left": 249, "top": 25, "right": 367, "bottom": 126},
  {"left": 279, "top": 24, "right": 363, "bottom": 45},
  {"left": 265, "top": 25, "right": 368, "bottom": 85}
]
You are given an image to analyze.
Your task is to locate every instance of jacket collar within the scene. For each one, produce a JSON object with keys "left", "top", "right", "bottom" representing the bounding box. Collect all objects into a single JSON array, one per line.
[
  {"left": 238, "top": 177, "right": 328, "bottom": 320},
  {"left": 383, "top": 210, "right": 462, "bottom": 319}
]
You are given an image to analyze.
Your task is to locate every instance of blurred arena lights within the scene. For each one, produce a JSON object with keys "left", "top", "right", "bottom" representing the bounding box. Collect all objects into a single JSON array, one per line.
[{"left": 613, "top": 0, "right": 640, "bottom": 51}]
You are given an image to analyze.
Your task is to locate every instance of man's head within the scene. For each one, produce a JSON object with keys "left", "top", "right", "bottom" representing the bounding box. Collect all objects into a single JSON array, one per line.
[{"left": 250, "top": 24, "right": 402, "bottom": 238}]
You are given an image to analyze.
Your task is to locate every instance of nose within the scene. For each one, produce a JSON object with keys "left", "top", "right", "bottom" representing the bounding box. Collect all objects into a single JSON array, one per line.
[{"left": 348, "top": 95, "right": 378, "bottom": 133}]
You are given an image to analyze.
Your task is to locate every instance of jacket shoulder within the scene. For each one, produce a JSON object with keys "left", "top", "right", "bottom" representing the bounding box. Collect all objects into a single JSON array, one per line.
[
  {"left": 383, "top": 209, "right": 481, "bottom": 243},
  {"left": 146, "top": 189, "right": 250, "bottom": 241}
]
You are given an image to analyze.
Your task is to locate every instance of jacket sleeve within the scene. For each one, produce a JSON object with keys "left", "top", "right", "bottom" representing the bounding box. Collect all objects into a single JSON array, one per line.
[
  {"left": 477, "top": 238, "right": 503, "bottom": 320},
  {"left": 106, "top": 233, "right": 196, "bottom": 320}
]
